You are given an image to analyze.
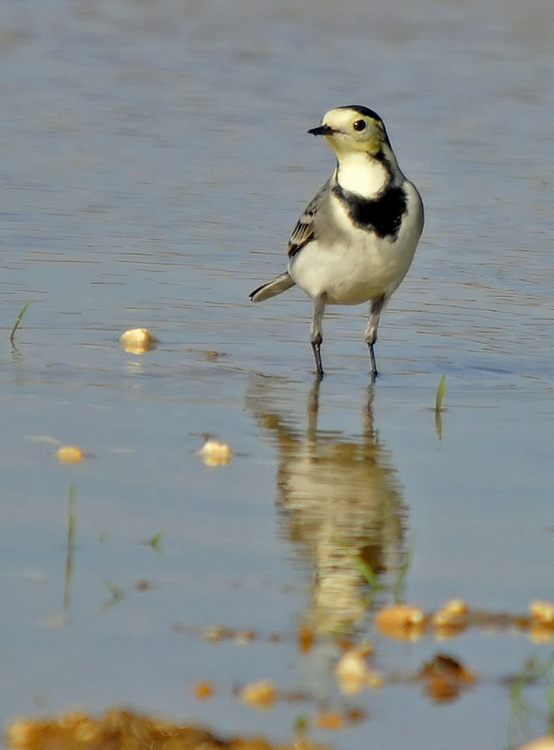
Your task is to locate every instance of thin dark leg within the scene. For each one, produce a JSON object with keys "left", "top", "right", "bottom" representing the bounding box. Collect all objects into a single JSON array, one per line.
[
  {"left": 310, "top": 295, "right": 326, "bottom": 378},
  {"left": 368, "top": 342, "right": 378, "bottom": 378},
  {"left": 311, "top": 341, "right": 324, "bottom": 378},
  {"left": 364, "top": 296, "right": 386, "bottom": 378}
]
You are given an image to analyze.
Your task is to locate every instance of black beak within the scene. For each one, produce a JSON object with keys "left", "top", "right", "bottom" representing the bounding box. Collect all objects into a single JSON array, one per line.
[{"left": 308, "top": 124, "right": 336, "bottom": 136}]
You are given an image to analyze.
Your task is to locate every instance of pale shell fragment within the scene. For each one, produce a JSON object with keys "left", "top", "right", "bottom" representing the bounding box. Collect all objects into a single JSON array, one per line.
[
  {"left": 530, "top": 600, "right": 554, "bottom": 625},
  {"left": 56, "top": 446, "right": 84, "bottom": 463},
  {"left": 375, "top": 604, "right": 425, "bottom": 641},
  {"left": 431, "top": 599, "right": 470, "bottom": 636},
  {"left": 201, "top": 440, "right": 232, "bottom": 467},
  {"left": 240, "top": 679, "right": 276, "bottom": 709},
  {"left": 120, "top": 328, "right": 156, "bottom": 354},
  {"left": 335, "top": 642, "right": 381, "bottom": 695}
]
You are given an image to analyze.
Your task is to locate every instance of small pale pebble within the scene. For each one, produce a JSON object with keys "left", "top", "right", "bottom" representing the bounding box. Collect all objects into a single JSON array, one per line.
[
  {"left": 375, "top": 604, "right": 425, "bottom": 641},
  {"left": 56, "top": 446, "right": 84, "bottom": 463},
  {"left": 201, "top": 440, "right": 232, "bottom": 467},
  {"left": 120, "top": 328, "right": 156, "bottom": 354},
  {"left": 240, "top": 679, "right": 276, "bottom": 709},
  {"left": 335, "top": 642, "right": 380, "bottom": 695},
  {"left": 530, "top": 600, "right": 554, "bottom": 624}
]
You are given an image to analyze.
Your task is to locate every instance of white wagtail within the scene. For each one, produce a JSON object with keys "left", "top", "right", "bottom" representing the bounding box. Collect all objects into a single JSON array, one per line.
[{"left": 250, "top": 105, "right": 424, "bottom": 378}]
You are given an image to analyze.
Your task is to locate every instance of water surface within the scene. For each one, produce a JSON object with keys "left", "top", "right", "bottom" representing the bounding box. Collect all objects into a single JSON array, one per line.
[{"left": 1, "top": 1, "right": 554, "bottom": 748}]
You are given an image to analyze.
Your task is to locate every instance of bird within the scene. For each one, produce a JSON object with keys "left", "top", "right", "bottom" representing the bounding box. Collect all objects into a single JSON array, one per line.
[{"left": 249, "top": 105, "right": 424, "bottom": 378}]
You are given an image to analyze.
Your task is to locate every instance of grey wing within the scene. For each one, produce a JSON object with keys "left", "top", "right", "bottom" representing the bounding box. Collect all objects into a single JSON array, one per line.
[{"left": 287, "top": 181, "right": 330, "bottom": 258}]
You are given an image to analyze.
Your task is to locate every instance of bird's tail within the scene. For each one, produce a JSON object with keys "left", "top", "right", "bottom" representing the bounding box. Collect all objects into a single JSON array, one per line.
[{"left": 249, "top": 272, "right": 295, "bottom": 303}]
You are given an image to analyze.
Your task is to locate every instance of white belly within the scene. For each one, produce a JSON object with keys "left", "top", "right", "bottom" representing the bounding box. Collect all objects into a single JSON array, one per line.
[{"left": 289, "top": 182, "right": 423, "bottom": 305}]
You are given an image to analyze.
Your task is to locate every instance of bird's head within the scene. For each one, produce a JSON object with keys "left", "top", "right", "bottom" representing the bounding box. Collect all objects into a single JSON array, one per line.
[{"left": 308, "top": 106, "right": 391, "bottom": 159}]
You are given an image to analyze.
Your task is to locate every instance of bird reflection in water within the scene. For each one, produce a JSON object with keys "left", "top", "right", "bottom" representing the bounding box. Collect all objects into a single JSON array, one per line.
[{"left": 247, "top": 376, "right": 408, "bottom": 638}]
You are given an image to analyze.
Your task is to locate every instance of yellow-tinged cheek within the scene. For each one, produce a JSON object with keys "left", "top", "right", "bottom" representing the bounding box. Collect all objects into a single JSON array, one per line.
[
  {"left": 366, "top": 134, "right": 382, "bottom": 154},
  {"left": 326, "top": 133, "right": 382, "bottom": 155}
]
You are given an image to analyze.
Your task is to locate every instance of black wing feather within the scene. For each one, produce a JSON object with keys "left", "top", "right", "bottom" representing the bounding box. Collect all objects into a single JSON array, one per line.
[{"left": 287, "top": 181, "right": 330, "bottom": 258}]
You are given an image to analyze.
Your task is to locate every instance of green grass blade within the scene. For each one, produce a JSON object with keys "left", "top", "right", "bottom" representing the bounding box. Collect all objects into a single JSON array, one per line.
[
  {"left": 435, "top": 375, "right": 446, "bottom": 415},
  {"left": 434, "top": 375, "right": 446, "bottom": 439},
  {"left": 10, "top": 301, "right": 33, "bottom": 345},
  {"left": 393, "top": 535, "right": 416, "bottom": 604},
  {"left": 355, "top": 557, "right": 381, "bottom": 590}
]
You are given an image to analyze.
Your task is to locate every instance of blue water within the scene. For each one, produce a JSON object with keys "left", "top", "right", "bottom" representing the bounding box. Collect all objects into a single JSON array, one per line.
[{"left": 1, "top": 1, "right": 554, "bottom": 748}]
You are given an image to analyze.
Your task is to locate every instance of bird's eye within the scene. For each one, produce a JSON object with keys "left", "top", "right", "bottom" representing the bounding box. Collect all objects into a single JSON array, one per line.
[{"left": 353, "top": 120, "right": 367, "bottom": 132}]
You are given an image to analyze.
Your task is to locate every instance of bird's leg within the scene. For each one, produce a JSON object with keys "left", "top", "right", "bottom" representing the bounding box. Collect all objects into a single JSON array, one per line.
[
  {"left": 307, "top": 374, "right": 322, "bottom": 440},
  {"left": 365, "top": 295, "right": 386, "bottom": 378},
  {"left": 310, "top": 295, "right": 326, "bottom": 378}
]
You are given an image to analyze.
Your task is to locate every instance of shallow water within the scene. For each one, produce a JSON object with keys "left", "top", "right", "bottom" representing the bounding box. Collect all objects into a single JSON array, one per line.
[{"left": 1, "top": 0, "right": 554, "bottom": 748}]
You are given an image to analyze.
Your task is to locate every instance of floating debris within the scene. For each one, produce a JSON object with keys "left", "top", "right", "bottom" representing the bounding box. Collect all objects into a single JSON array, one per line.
[
  {"left": 298, "top": 624, "right": 314, "bottom": 654},
  {"left": 335, "top": 641, "right": 382, "bottom": 695},
  {"left": 200, "top": 624, "right": 231, "bottom": 642},
  {"left": 6, "top": 707, "right": 332, "bottom": 749},
  {"left": 240, "top": 680, "right": 277, "bottom": 710},
  {"left": 196, "top": 624, "right": 254, "bottom": 644},
  {"left": 314, "top": 710, "right": 344, "bottom": 730},
  {"left": 529, "top": 600, "right": 554, "bottom": 625},
  {"left": 201, "top": 440, "right": 232, "bottom": 467},
  {"left": 55, "top": 446, "right": 84, "bottom": 464},
  {"left": 431, "top": 599, "right": 470, "bottom": 639},
  {"left": 192, "top": 681, "right": 215, "bottom": 701},
  {"left": 417, "top": 653, "right": 476, "bottom": 703},
  {"left": 135, "top": 579, "right": 156, "bottom": 592},
  {"left": 529, "top": 600, "right": 554, "bottom": 642},
  {"left": 120, "top": 327, "right": 156, "bottom": 354},
  {"left": 375, "top": 604, "right": 425, "bottom": 641},
  {"left": 174, "top": 622, "right": 283, "bottom": 646}
]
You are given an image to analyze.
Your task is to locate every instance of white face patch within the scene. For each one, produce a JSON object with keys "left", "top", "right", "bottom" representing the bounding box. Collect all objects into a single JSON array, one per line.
[{"left": 336, "top": 151, "right": 388, "bottom": 199}]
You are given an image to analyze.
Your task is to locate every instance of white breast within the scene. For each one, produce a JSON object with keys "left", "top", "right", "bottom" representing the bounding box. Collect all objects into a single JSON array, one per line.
[{"left": 336, "top": 153, "right": 388, "bottom": 198}]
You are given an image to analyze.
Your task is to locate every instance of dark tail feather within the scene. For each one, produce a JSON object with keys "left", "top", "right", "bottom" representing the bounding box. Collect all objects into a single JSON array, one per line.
[{"left": 249, "top": 272, "right": 295, "bottom": 302}]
